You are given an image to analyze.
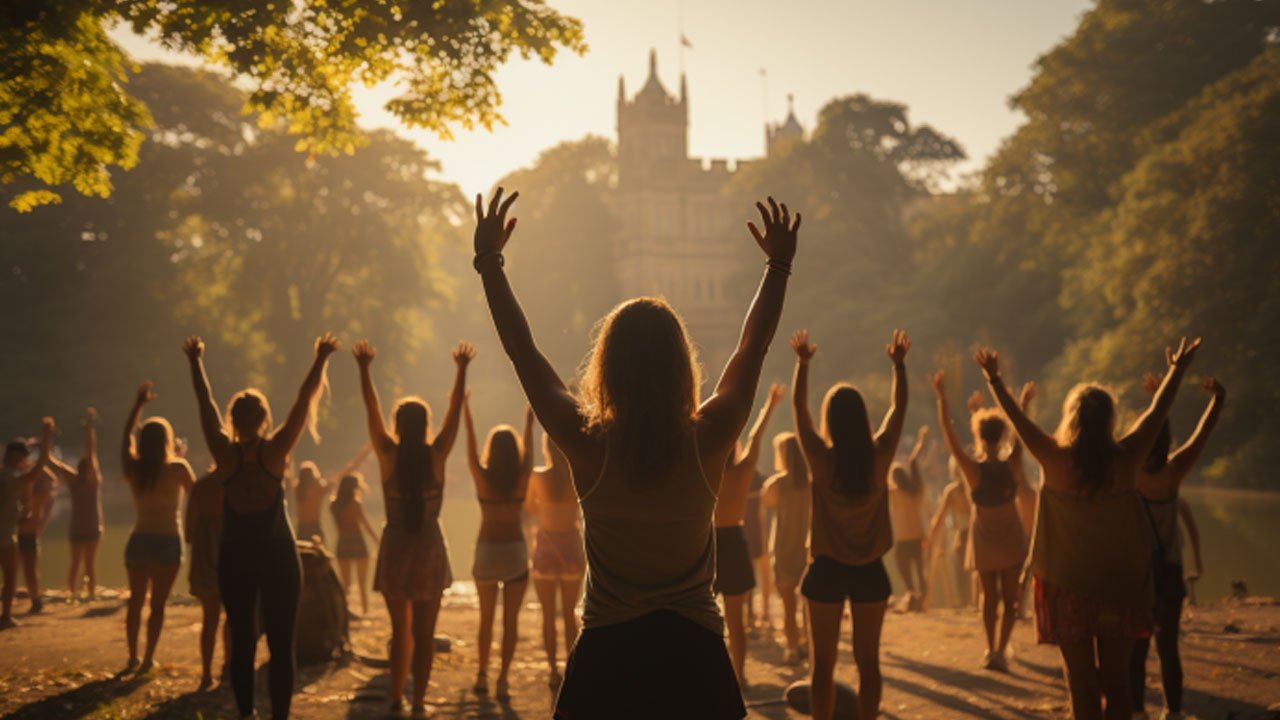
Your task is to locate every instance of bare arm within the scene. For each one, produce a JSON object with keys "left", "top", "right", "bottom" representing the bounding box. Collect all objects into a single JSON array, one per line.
[
  {"left": 1178, "top": 498, "right": 1203, "bottom": 578},
  {"left": 83, "top": 407, "right": 99, "bottom": 477},
  {"left": 269, "top": 333, "right": 340, "bottom": 460},
  {"left": 1168, "top": 378, "right": 1225, "bottom": 484},
  {"left": 431, "top": 343, "right": 473, "bottom": 459},
  {"left": 908, "top": 426, "right": 928, "bottom": 492},
  {"left": 975, "top": 349, "right": 1058, "bottom": 464},
  {"left": 358, "top": 504, "right": 379, "bottom": 541},
  {"left": 335, "top": 443, "right": 373, "bottom": 478},
  {"left": 121, "top": 383, "right": 154, "bottom": 478},
  {"left": 473, "top": 189, "right": 590, "bottom": 458},
  {"left": 462, "top": 396, "right": 485, "bottom": 485},
  {"left": 20, "top": 419, "right": 56, "bottom": 485},
  {"left": 353, "top": 341, "right": 393, "bottom": 453},
  {"left": 736, "top": 383, "right": 783, "bottom": 472},
  {"left": 183, "top": 337, "right": 233, "bottom": 464},
  {"left": 929, "top": 371, "right": 978, "bottom": 487},
  {"left": 699, "top": 199, "right": 800, "bottom": 454},
  {"left": 789, "top": 331, "right": 825, "bottom": 462},
  {"left": 875, "top": 331, "right": 911, "bottom": 452},
  {"left": 520, "top": 406, "right": 536, "bottom": 479},
  {"left": 1118, "top": 337, "right": 1200, "bottom": 459}
]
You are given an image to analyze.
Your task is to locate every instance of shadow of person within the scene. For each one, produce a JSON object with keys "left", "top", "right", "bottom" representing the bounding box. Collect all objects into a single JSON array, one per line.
[
  {"left": 5, "top": 675, "right": 147, "bottom": 720},
  {"left": 140, "top": 688, "right": 235, "bottom": 719}
]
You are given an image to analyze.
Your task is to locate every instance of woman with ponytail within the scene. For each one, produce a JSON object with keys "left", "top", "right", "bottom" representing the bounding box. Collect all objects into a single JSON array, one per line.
[
  {"left": 976, "top": 338, "right": 1200, "bottom": 720},
  {"left": 185, "top": 333, "right": 338, "bottom": 720},
  {"left": 791, "top": 328, "right": 911, "bottom": 720},
  {"left": 355, "top": 339, "right": 471, "bottom": 717},
  {"left": 121, "top": 382, "right": 194, "bottom": 674}
]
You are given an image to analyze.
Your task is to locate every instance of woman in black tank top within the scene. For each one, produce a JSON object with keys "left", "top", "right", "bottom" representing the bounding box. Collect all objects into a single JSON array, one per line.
[{"left": 184, "top": 333, "right": 338, "bottom": 720}]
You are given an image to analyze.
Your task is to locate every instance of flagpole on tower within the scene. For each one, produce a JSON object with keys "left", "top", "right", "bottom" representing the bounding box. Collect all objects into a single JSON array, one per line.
[{"left": 760, "top": 68, "right": 769, "bottom": 127}]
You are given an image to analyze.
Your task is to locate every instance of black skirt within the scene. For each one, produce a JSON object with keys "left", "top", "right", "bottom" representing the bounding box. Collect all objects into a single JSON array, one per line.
[{"left": 555, "top": 610, "right": 746, "bottom": 720}]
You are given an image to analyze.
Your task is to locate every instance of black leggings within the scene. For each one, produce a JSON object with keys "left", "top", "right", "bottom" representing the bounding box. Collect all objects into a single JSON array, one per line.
[
  {"left": 1130, "top": 565, "right": 1185, "bottom": 713},
  {"left": 220, "top": 520, "right": 302, "bottom": 717}
]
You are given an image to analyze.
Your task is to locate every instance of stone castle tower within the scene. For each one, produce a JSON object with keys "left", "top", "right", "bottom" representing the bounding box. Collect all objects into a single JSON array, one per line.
[{"left": 613, "top": 50, "right": 803, "bottom": 374}]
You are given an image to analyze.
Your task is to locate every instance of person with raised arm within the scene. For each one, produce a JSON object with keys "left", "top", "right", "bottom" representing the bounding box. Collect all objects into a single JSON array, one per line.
[
  {"left": 526, "top": 433, "right": 585, "bottom": 689},
  {"left": 1129, "top": 374, "right": 1224, "bottom": 720},
  {"left": 1, "top": 419, "right": 55, "bottom": 629},
  {"left": 888, "top": 426, "right": 929, "bottom": 612},
  {"left": 464, "top": 400, "right": 535, "bottom": 701},
  {"left": 120, "top": 382, "right": 195, "bottom": 675},
  {"left": 294, "top": 445, "right": 371, "bottom": 546},
  {"left": 63, "top": 408, "right": 104, "bottom": 600},
  {"left": 714, "top": 382, "right": 783, "bottom": 689},
  {"left": 184, "top": 333, "right": 337, "bottom": 719},
  {"left": 354, "top": 338, "right": 469, "bottom": 717},
  {"left": 976, "top": 338, "right": 1199, "bottom": 720},
  {"left": 761, "top": 431, "right": 810, "bottom": 665},
  {"left": 930, "top": 370, "right": 1033, "bottom": 670},
  {"left": 792, "top": 328, "right": 910, "bottom": 720},
  {"left": 474, "top": 187, "right": 798, "bottom": 719}
]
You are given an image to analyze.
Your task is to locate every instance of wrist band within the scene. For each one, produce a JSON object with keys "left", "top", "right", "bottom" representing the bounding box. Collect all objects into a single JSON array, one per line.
[
  {"left": 766, "top": 258, "right": 792, "bottom": 275},
  {"left": 473, "top": 251, "right": 504, "bottom": 272}
]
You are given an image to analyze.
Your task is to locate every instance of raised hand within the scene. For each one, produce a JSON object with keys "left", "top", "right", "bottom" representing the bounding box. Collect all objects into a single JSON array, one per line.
[
  {"left": 928, "top": 370, "right": 945, "bottom": 396},
  {"left": 791, "top": 330, "right": 817, "bottom": 363},
  {"left": 42, "top": 416, "right": 55, "bottom": 434},
  {"left": 136, "top": 381, "right": 157, "bottom": 406},
  {"left": 746, "top": 197, "right": 800, "bottom": 263},
  {"left": 886, "top": 329, "right": 911, "bottom": 366},
  {"left": 1142, "top": 372, "right": 1162, "bottom": 395},
  {"left": 767, "top": 382, "right": 786, "bottom": 408},
  {"left": 353, "top": 339, "right": 376, "bottom": 367},
  {"left": 84, "top": 407, "right": 97, "bottom": 425},
  {"left": 966, "top": 390, "right": 986, "bottom": 415},
  {"left": 315, "top": 332, "right": 340, "bottom": 358},
  {"left": 1019, "top": 381, "right": 1038, "bottom": 408},
  {"left": 974, "top": 348, "right": 1000, "bottom": 381},
  {"left": 916, "top": 425, "right": 930, "bottom": 444},
  {"left": 453, "top": 341, "right": 477, "bottom": 367},
  {"left": 1165, "top": 337, "right": 1201, "bottom": 369},
  {"left": 182, "top": 336, "right": 204, "bottom": 361},
  {"left": 1201, "top": 376, "right": 1225, "bottom": 398},
  {"left": 474, "top": 187, "right": 519, "bottom": 257}
]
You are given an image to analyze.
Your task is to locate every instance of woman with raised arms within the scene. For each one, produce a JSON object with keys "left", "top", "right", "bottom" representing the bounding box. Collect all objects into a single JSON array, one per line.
[{"left": 473, "top": 187, "right": 799, "bottom": 719}]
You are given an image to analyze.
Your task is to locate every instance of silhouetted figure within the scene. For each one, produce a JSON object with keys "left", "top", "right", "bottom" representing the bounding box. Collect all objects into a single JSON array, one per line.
[
  {"left": 791, "top": 328, "right": 911, "bottom": 720},
  {"left": 354, "top": 339, "right": 469, "bottom": 716},
  {"left": 185, "top": 467, "right": 228, "bottom": 690},
  {"left": 888, "top": 427, "right": 929, "bottom": 610},
  {"left": 526, "top": 433, "right": 585, "bottom": 689},
  {"left": 715, "top": 383, "right": 783, "bottom": 689},
  {"left": 931, "top": 370, "right": 1033, "bottom": 670},
  {"left": 1, "top": 419, "right": 55, "bottom": 629},
  {"left": 1129, "top": 374, "right": 1224, "bottom": 718},
  {"left": 16, "top": 437, "right": 57, "bottom": 615},
  {"left": 473, "top": 188, "right": 799, "bottom": 719},
  {"left": 294, "top": 462, "right": 329, "bottom": 544},
  {"left": 762, "top": 431, "right": 811, "bottom": 665},
  {"left": 49, "top": 408, "right": 103, "bottom": 600},
  {"left": 331, "top": 473, "right": 379, "bottom": 616},
  {"left": 185, "top": 333, "right": 338, "bottom": 719},
  {"left": 465, "top": 401, "right": 535, "bottom": 701},
  {"left": 120, "top": 382, "right": 195, "bottom": 675},
  {"left": 976, "top": 338, "right": 1200, "bottom": 720}
]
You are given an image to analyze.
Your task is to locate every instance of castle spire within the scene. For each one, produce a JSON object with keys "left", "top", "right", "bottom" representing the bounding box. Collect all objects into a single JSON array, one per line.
[
  {"left": 618, "top": 75, "right": 626, "bottom": 102},
  {"left": 648, "top": 48, "right": 658, "bottom": 79}
]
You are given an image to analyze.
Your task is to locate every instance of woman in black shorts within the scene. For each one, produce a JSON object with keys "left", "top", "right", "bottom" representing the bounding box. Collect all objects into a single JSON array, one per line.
[{"left": 790, "top": 329, "right": 910, "bottom": 720}]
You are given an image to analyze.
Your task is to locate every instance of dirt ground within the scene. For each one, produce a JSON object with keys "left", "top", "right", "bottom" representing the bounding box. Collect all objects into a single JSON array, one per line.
[{"left": 1, "top": 588, "right": 1278, "bottom": 719}]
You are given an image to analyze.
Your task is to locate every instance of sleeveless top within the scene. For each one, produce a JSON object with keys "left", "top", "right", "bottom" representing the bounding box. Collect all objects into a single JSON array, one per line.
[
  {"left": 132, "top": 465, "right": 184, "bottom": 536},
  {"left": 771, "top": 474, "right": 811, "bottom": 562},
  {"left": 221, "top": 444, "right": 294, "bottom": 550},
  {"left": 971, "top": 461, "right": 1017, "bottom": 507},
  {"left": 69, "top": 471, "right": 103, "bottom": 538},
  {"left": 810, "top": 470, "right": 892, "bottom": 567},
  {"left": 580, "top": 429, "right": 722, "bottom": 635},
  {"left": 0, "top": 468, "right": 19, "bottom": 545},
  {"left": 1028, "top": 485, "right": 1153, "bottom": 607}
]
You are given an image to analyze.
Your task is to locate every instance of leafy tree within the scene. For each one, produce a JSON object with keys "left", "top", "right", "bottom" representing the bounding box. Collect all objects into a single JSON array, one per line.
[{"left": 1, "top": 0, "right": 584, "bottom": 210}]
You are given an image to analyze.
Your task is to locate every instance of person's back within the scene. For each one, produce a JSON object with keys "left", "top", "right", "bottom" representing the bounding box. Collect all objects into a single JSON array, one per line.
[
  {"left": 580, "top": 428, "right": 719, "bottom": 633},
  {"left": 68, "top": 464, "right": 103, "bottom": 543},
  {"left": 131, "top": 464, "right": 185, "bottom": 537},
  {"left": 769, "top": 470, "right": 810, "bottom": 586},
  {"left": 887, "top": 480, "right": 924, "bottom": 542}
]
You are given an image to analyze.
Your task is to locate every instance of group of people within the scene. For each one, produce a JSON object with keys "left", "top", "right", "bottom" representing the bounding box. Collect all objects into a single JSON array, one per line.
[{"left": 0, "top": 188, "right": 1222, "bottom": 720}]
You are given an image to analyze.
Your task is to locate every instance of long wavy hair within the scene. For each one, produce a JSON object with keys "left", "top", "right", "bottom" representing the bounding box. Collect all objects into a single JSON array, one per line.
[
  {"left": 773, "top": 432, "right": 808, "bottom": 488},
  {"left": 970, "top": 408, "right": 1008, "bottom": 461},
  {"left": 136, "top": 418, "right": 174, "bottom": 494},
  {"left": 392, "top": 398, "right": 433, "bottom": 532},
  {"left": 821, "top": 384, "right": 875, "bottom": 500},
  {"left": 331, "top": 473, "right": 365, "bottom": 512},
  {"left": 578, "top": 298, "right": 701, "bottom": 481},
  {"left": 483, "top": 426, "right": 523, "bottom": 497},
  {"left": 1055, "top": 383, "right": 1119, "bottom": 498}
]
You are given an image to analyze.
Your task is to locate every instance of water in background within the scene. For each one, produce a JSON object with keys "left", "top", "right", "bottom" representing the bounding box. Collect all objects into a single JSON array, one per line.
[{"left": 32, "top": 483, "right": 1280, "bottom": 605}]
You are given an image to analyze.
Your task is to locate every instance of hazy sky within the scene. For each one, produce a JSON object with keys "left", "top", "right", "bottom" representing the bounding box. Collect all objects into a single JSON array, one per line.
[{"left": 113, "top": 0, "right": 1092, "bottom": 195}]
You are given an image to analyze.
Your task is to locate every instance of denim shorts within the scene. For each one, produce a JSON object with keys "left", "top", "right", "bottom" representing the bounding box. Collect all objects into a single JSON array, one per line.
[{"left": 125, "top": 532, "right": 182, "bottom": 569}]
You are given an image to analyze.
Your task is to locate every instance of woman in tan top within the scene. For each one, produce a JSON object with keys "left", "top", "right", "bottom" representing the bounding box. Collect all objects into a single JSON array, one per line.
[
  {"left": 473, "top": 188, "right": 799, "bottom": 719},
  {"left": 977, "top": 338, "right": 1198, "bottom": 720},
  {"left": 525, "top": 433, "right": 585, "bottom": 689},
  {"left": 121, "top": 381, "right": 195, "bottom": 675},
  {"left": 791, "top": 328, "right": 909, "bottom": 720}
]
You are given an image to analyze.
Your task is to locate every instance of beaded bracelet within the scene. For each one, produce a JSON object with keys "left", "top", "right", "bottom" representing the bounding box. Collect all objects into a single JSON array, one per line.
[{"left": 766, "top": 258, "right": 792, "bottom": 275}]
